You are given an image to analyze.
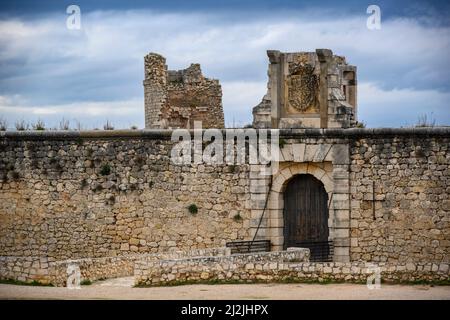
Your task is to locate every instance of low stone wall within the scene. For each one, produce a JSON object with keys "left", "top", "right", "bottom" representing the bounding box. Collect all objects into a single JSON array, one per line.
[
  {"left": 0, "top": 247, "right": 231, "bottom": 286},
  {"left": 0, "top": 256, "right": 54, "bottom": 284},
  {"left": 134, "top": 248, "right": 310, "bottom": 286},
  {"left": 50, "top": 256, "right": 135, "bottom": 286},
  {"left": 2, "top": 248, "right": 449, "bottom": 286},
  {"left": 134, "top": 251, "right": 450, "bottom": 286}
]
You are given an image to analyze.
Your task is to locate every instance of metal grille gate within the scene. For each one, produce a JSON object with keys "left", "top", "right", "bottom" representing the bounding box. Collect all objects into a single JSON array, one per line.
[
  {"left": 294, "top": 240, "right": 334, "bottom": 262},
  {"left": 226, "top": 240, "right": 271, "bottom": 254}
]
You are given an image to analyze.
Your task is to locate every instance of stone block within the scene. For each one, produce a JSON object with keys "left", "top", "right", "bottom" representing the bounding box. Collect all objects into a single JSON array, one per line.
[
  {"left": 439, "top": 263, "right": 449, "bottom": 273},
  {"left": 313, "top": 144, "right": 332, "bottom": 162},
  {"left": 280, "top": 144, "right": 293, "bottom": 162},
  {"left": 333, "top": 180, "right": 349, "bottom": 193},
  {"left": 334, "top": 228, "right": 349, "bottom": 238},
  {"left": 249, "top": 219, "right": 267, "bottom": 228},
  {"left": 269, "top": 227, "right": 283, "bottom": 237},
  {"left": 249, "top": 199, "right": 266, "bottom": 210},
  {"left": 406, "top": 263, "right": 416, "bottom": 271},
  {"left": 271, "top": 178, "right": 284, "bottom": 193},
  {"left": 332, "top": 200, "right": 350, "bottom": 211},
  {"left": 332, "top": 167, "right": 349, "bottom": 180},
  {"left": 269, "top": 218, "right": 284, "bottom": 228},
  {"left": 304, "top": 145, "right": 319, "bottom": 162},
  {"left": 332, "top": 144, "right": 350, "bottom": 165},
  {"left": 250, "top": 210, "right": 264, "bottom": 219},
  {"left": 292, "top": 143, "right": 306, "bottom": 162},
  {"left": 270, "top": 236, "right": 284, "bottom": 246},
  {"left": 267, "top": 193, "right": 283, "bottom": 210},
  {"left": 333, "top": 255, "right": 350, "bottom": 263},
  {"left": 250, "top": 183, "right": 268, "bottom": 194}
]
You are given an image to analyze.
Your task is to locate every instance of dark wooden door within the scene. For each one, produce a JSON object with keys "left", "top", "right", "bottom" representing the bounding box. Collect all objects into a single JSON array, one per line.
[{"left": 283, "top": 174, "right": 329, "bottom": 249}]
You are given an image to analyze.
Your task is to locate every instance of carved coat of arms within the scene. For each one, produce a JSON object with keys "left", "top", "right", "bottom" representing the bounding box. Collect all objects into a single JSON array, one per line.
[{"left": 287, "top": 64, "right": 319, "bottom": 113}]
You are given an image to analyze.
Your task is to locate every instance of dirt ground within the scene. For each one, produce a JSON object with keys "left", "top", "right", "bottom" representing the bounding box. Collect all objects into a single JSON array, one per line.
[{"left": 0, "top": 277, "right": 449, "bottom": 300}]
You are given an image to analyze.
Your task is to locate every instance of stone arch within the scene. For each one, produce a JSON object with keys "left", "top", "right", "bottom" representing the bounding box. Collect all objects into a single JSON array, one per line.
[{"left": 266, "top": 162, "right": 337, "bottom": 256}]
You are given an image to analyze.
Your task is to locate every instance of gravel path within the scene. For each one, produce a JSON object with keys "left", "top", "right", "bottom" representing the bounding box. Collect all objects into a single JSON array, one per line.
[{"left": 1, "top": 277, "right": 449, "bottom": 300}]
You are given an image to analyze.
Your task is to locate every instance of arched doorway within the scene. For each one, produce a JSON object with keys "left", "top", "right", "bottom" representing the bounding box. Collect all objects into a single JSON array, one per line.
[{"left": 283, "top": 174, "right": 331, "bottom": 260}]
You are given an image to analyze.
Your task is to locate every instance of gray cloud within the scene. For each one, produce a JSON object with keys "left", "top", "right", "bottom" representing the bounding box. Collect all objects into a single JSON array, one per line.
[{"left": 0, "top": 9, "right": 449, "bottom": 128}]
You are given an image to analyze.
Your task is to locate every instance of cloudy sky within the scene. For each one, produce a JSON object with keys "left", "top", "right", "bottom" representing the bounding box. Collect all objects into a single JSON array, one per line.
[{"left": 0, "top": 0, "right": 449, "bottom": 129}]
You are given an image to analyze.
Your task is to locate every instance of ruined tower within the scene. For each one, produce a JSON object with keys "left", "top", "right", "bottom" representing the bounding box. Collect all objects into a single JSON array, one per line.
[
  {"left": 143, "top": 53, "right": 225, "bottom": 129},
  {"left": 252, "top": 49, "right": 357, "bottom": 129}
]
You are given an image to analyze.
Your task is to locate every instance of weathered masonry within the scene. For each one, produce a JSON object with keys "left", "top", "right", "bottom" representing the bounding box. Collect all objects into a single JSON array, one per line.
[
  {"left": 144, "top": 53, "right": 225, "bottom": 129},
  {"left": 0, "top": 128, "right": 449, "bottom": 271},
  {"left": 1, "top": 48, "right": 449, "bottom": 285},
  {"left": 253, "top": 49, "right": 357, "bottom": 129},
  {"left": 248, "top": 128, "right": 450, "bottom": 265}
]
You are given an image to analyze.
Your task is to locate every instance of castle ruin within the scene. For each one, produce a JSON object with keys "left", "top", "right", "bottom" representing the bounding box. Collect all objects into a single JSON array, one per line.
[
  {"left": 143, "top": 53, "right": 225, "bottom": 129},
  {"left": 144, "top": 49, "right": 356, "bottom": 130},
  {"left": 253, "top": 49, "right": 357, "bottom": 129}
]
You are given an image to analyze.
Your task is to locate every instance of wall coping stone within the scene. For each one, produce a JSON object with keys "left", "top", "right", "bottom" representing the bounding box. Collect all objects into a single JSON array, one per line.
[
  {"left": 1, "top": 127, "right": 449, "bottom": 141},
  {"left": 136, "top": 248, "right": 310, "bottom": 265}
]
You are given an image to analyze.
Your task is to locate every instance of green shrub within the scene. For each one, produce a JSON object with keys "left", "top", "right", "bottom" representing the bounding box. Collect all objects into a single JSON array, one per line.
[
  {"left": 80, "top": 279, "right": 92, "bottom": 285},
  {"left": 100, "top": 164, "right": 111, "bottom": 176},
  {"left": 0, "top": 278, "right": 53, "bottom": 286},
  {"left": 0, "top": 117, "right": 7, "bottom": 131},
  {"left": 355, "top": 121, "right": 366, "bottom": 128},
  {"left": 135, "top": 155, "right": 145, "bottom": 167},
  {"left": 15, "top": 120, "right": 29, "bottom": 131},
  {"left": 233, "top": 213, "right": 243, "bottom": 221},
  {"left": 75, "top": 137, "right": 83, "bottom": 145},
  {"left": 188, "top": 204, "right": 198, "bottom": 214},
  {"left": 10, "top": 171, "right": 19, "bottom": 180},
  {"left": 103, "top": 120, "right": 114, "bottom": 130},
  {"left": 32, "top": 119, "right": 46, "bottom": 131},
  {"left": 107, "top": 194, "right": 116, "bottom": 204}
]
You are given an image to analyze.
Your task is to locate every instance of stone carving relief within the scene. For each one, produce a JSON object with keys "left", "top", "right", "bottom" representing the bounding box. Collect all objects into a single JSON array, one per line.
[{"left": 287, "top": 63, "right": 319, "bottom": 113}]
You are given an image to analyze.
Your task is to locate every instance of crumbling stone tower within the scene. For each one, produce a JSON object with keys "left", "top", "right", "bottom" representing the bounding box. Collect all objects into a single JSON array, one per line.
[
  {"left": 253, "top": 49, "right": 357, "bottom": 129},
  {"left": 144, "top": 53, "right": 225, "bottom": 129}
]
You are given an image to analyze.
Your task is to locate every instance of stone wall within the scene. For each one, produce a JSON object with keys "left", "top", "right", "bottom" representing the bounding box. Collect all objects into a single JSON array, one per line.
[
  {"left": 134, "top": 248, "right": 310, "bottom": 286},
  {"left": 0, "top": 131, "right": 250, "bottom": 260},
  {"left": 144, "top": 53, "right": 225, "bottom": 129},
  {"left": 134, "top": 248, "right": 449, "bottom": 286},
  {"left": 0, "top": 247, "right": 231, "bottom": 286},
  {"left": 247, "top": 128, "right": 450, "bottom": 264},
  {"left": 348, "top": 132, "right": 450, "bottom": 264},
  {"left": 0, "top": 256, "right": 54, "bottom": 284},
  {"left": 0, "top": 128, "right": 449, "bottom": 270}
]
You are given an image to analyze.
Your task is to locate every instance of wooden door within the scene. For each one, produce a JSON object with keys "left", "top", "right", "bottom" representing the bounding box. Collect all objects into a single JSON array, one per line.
[{"left": 283, "top": 174, "right": 329, "bottom": 249}]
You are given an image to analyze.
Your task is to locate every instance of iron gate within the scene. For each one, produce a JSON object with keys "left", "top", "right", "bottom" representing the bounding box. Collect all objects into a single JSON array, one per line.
[
  {"left": 294, "top": 240, "right": 334, "bottom": 262},
  {"left": 226, "top": 240, "right": 271, "bottom": 254}
]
